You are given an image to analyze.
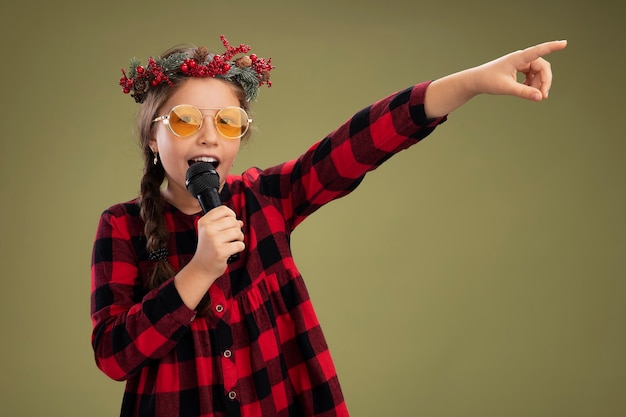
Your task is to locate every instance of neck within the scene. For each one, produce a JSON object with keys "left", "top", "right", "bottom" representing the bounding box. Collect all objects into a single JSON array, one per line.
[{"left": 161, "top": 181, "right": 202, "bottom": 215}]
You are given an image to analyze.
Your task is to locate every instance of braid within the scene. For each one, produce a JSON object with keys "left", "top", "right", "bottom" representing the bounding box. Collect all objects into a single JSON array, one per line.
[{"left": 139, "top": 139, "right": 175, "bottom": 289}]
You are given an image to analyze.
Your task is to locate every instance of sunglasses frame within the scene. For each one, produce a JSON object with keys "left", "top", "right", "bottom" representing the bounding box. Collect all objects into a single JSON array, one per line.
[{"left": 153, "top": 105, "right": 252, "bottom": 139}]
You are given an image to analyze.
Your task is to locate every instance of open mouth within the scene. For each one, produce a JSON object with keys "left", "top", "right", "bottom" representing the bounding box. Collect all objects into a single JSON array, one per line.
[{"left": 188, "top": 156, "right": 219, "bottom": 169}]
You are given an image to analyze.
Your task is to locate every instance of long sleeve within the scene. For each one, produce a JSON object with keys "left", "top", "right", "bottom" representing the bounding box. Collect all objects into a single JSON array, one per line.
[
  {"left": 237, "top": 81, "right": 447, "bottom": 231},
  {"left": 90, "top": 205, "right": 197, "bottom": 381}
]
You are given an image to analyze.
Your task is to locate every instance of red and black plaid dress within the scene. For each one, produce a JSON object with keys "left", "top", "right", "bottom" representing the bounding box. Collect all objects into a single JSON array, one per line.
[{"left": 91, "top": 82, "right": 446, "bottom": 417}]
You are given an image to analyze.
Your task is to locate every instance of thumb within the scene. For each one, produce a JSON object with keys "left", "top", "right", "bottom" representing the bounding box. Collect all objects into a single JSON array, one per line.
[{"left": 516, "top": 85, "right": 543, "bottom": 102}]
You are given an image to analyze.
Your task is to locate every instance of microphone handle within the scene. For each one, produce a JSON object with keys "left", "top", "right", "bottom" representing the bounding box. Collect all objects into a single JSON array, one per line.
[
  {"left": 196, "top": 189, "right": 222, "bottom": 214},
  {"left": 196, "top": 188, "right": 240, "bottom": 264}
]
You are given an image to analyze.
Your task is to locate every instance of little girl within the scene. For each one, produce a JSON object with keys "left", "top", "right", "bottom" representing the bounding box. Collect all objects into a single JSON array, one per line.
[{"left": 91, "top": 36, "right": 566, "bottom": 417}]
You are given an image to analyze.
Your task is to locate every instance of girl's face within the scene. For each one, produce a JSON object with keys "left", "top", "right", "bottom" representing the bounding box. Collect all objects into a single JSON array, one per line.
[{"left": 150, "top": 77, "right": 243, "bottom": 211}]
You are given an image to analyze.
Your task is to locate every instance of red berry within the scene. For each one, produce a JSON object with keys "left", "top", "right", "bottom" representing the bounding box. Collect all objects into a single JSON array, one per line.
[
  {"left": 250, "top": 54, "right": 257, "bottom": 62},
  {"left": 136, "top": 66, "right": 145, "bottom": 74}
]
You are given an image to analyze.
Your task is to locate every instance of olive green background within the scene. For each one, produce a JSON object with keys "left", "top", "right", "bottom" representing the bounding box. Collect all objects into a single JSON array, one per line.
[{"left": 1, "top": 0, "right": 624, "bottom": 416}]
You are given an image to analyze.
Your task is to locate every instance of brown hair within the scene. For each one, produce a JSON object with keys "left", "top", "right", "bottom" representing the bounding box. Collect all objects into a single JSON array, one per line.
[{"left": 136, "top": 46, "right": 250, "bottom": 290}]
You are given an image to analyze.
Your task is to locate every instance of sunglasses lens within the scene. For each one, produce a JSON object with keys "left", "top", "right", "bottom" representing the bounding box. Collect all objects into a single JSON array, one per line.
[
  {"left": 169, "top": 105, "right": 202, "bottom": 136},
  {"left": 216, "top": 107, "right": 249, "bottom": 138}
]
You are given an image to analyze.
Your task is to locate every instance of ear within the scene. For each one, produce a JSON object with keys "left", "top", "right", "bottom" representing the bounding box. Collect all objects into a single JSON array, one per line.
[{"left": 148, "top": 136, "right": 158, "bottom": 154}]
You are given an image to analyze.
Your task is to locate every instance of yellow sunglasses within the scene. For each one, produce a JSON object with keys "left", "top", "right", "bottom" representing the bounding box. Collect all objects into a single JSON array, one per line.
[{"left": 153, "top": 105, "right": 252, "bottom": 139}]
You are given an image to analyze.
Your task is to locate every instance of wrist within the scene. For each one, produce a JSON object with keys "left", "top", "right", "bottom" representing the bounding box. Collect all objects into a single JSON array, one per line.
[
  {"left": 425, "top": 69, "right": 477, "bottom": 118},
  {"left": 174, "top": 260, "right": 221, "bottom": 310}
]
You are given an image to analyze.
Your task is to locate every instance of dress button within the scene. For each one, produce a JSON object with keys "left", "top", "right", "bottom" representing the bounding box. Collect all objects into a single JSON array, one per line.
[
  {"left": 228, "top": 391, "right": 237, "bottom": 400},
  {"left": 215, "top": 304, "right": 224, "bottom": 313},
  {"left": 223, "top": 349, "right": 232, "bottom": 358}
]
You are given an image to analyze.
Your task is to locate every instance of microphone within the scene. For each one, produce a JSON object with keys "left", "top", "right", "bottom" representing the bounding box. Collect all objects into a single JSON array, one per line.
[
  {"left": 185, "top": 162, "right": 221, "bottom": 214},
  {"left": 185, "top": 162, "right": 240, "bottom": 263}
]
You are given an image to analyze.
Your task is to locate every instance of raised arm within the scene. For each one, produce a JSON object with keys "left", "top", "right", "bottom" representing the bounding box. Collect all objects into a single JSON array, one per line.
[{"left": 424, "top": 40, "right": 568, "bottom": 119}]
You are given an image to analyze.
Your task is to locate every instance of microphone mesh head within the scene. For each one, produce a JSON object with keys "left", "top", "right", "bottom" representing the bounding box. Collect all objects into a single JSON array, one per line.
[{"left": 185, "top": 162, "right": 221, "bottom": 196}]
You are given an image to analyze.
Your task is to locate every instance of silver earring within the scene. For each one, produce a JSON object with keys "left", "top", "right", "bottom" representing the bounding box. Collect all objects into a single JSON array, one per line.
[{"left": 153, "top": 152, "right": 159, "bottom": 165}]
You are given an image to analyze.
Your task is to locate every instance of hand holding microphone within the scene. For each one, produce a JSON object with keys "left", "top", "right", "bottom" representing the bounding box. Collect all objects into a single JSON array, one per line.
[{"left": 186, "top": 162, "right": 243, "bottom": 265}]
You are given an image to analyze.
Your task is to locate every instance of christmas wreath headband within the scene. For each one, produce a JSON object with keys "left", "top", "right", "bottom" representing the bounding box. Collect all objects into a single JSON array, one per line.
[{"left": 119, "top": 35, "right": 274, "bottom": 103}]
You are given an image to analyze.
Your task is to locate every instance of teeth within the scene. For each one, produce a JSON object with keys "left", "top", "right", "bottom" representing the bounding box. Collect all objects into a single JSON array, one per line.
[{"left": 192, "top": 156, "right": 217, "bottom": 163}]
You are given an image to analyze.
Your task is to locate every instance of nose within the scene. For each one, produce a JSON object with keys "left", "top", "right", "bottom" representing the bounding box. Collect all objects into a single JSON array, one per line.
[{"left": 196, "top": 114, "right": 219, "bottom": 146}]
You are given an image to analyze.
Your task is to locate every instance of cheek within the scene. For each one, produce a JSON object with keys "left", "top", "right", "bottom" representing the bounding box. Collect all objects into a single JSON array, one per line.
[
  {"left": 225, "top": 142, "right": 242, "bottom": 166},
  {"left": 217, "top": 142, "right": 241, "bottom": 179},
  {"left": 154, "top": 135, "right": 184, "bottom": 173},
  {"left": 154, "top": 126, "right": 179, "bottom": 155}
]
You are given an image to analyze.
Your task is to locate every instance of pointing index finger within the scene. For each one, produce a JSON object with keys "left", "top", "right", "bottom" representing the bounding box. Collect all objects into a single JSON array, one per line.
[{"left": 520, "top": 40, "right": 568, "bottom": 63}]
